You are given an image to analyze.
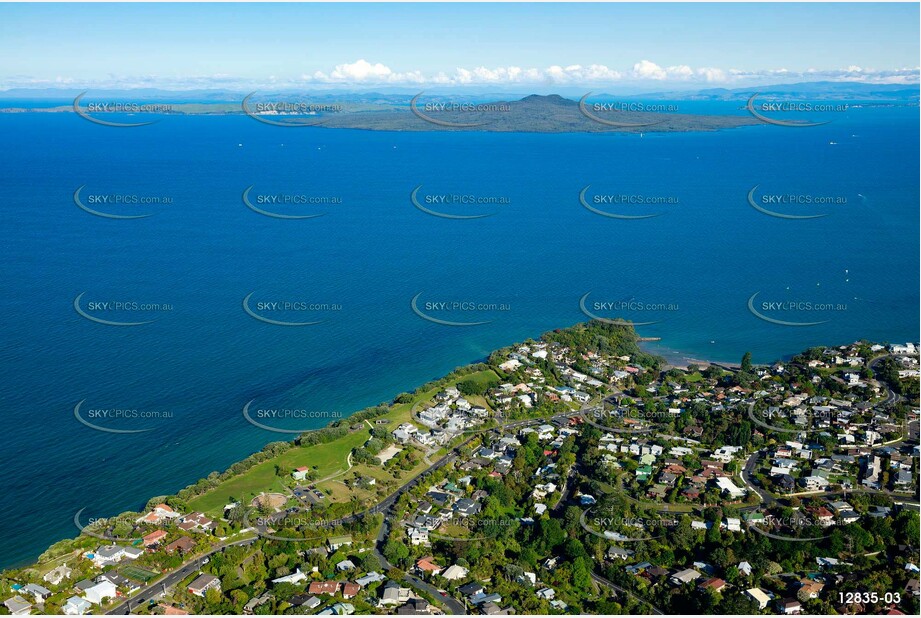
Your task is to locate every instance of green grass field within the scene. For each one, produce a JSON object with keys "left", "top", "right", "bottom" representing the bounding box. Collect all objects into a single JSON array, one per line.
[
  {"left": 459, "top": 368, "right": 500, "bottom": 388},
  {"left": 186, "top": 368, "right": 500, "bottom": 515},
  {"left": 187, "top": 429, "right": 368, "bottom": 514}
]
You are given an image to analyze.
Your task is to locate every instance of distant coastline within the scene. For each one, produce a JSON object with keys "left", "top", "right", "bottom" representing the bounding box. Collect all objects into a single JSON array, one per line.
[{"left": 0, "top": 94, "right": 760, "bottom": 133}]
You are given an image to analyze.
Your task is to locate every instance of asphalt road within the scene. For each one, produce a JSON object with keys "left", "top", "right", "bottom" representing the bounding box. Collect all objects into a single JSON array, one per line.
[
  {"left": 106, "top": 538, "right": 256, "bottom": 615},
  {"left": 590, "top": 571, "right": 664, "bottom": 615},
  {"left": 106, "top": 415, "right": 552, "bottom": 615},
  {"left": 326, "top": 416, "right": 546, "bottom": 527},
  {"left": 741, "top": 447, "right": 777, "bottom": 507}
]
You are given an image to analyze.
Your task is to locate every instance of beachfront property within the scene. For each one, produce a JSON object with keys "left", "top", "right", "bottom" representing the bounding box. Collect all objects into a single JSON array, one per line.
[
  {"left": 135, "top": 503, "right": 181, "bottom": 525},
  {"left": 90, "top": 544, "right": 142, "bottom": 568},
  {"left": 43, "top": 565, "right": 72, "bottom": 586}
]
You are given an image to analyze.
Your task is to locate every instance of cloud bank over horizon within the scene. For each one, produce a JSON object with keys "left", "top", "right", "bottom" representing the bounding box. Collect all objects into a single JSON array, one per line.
[{"left": 2, "top": 58, "right": 919, "bottom": 92}]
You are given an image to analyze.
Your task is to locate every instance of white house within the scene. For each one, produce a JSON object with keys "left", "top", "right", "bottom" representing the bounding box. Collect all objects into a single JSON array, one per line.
[
  {"left": 63, "top": 597, "right": 92, "bottom": 616},
  {"left": 92, "top": 545, "right": 126, "bottom": 567},
  {"left": 723, "top": 518, "right": 743, "bottom": 532},
  {"left": 44, "top": 565, "right": 73, "bottom": 586},
  {"left": 715, "top": 477, "right": 746, "bottom": 499},
  {"left": 745, "top": 588, "right": 771, "bottom": 610},
  {"left": 272, "top": 569, "right": 308, "bottom": 585},
  {"left": 135, "top": 503, "right": 181, "bottom": 525},
  {"left": 84, "top": 581, "right": 118, "bottom": 605},
  {"left": 442, "top": 565, "right": 469, "bottom": 581},
  {"left": 409, "top": 527, "right": 429, "bottom": 546},
  {"left": 336, "top": 560, "right": 356, "bottom": 572}
]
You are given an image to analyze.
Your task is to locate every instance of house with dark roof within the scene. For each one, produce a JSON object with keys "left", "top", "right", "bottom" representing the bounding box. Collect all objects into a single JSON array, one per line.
[{"left": 165, "top": 536, "right": 195, "bottom": 554}]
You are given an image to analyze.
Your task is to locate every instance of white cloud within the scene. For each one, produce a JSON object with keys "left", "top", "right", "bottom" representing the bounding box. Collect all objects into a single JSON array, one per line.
[
  {"left": 3, "top": 60, "right": 917, "bottom": 91},
  {"left": 696, "top": 67, "right": 726, "bottom": 82},
  {"left": 311, "top": 59, "right": 426, "bottom": 84},
  {"left": 632, "top": 60, "right": 667, "bottom": 80}
]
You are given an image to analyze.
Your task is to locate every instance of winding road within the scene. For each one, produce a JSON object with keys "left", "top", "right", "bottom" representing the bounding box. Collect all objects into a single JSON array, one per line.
[
  {"left": 590, "top": 571, "right": 664, "bottom": 615},
  {"left": 105, "top": 537, "right": 256, "bottom": 615}
]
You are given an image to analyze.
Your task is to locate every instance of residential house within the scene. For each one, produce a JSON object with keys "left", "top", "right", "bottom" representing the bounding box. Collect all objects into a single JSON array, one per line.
[
  {"left": 188, "top": 574, "right": 221, "bottom": 597},
  {"left": 142, "top": 529, "right": 168, "bottom": 547},
  {"left": 670, "top": 568, "right": 701, "bottom": 586},
  {"left": 408, "top": 527, "right": 430, "bottom": 546},
  {"left": 453, "top": 498, "right": 481, "bottom": 517},
  {"left": 415, "top": 557, "right": 442, "bottom": 575},
  {"left": 92, "top": 545, "right": 127, "bottom": 567},
  {"left": 379, "top": 583, "right": 413, "bottom": 607},
  {"left": 136, "top": 503, "right": 181, "bottom": 525},
  {"left": 396, "top": 599, "right": 432, "bottom": 615},
  {"left": 43, "top": 565, "right": 73, "bottom": 586},
  {"left": 777, "top": 598, "right": 802, "bottom": 614},
  {"left": 745, "top": 588, "right": 771, "bottom": 610},
  {"left": 607, "top": 547, "right": 635, "bottom": 561},
  {"left": 22, "top": 583, "right": 52, "bottom": 603},
  {"left": 179, "top": 512, "right": 215, "bottom": 532},
  {"left": 2, "top": 597, "right": 32, "bottom": 616},
  {"left": 308, "top": 581, "right": 341, "bottom": 596},
  {"left": 458, "top": 582, "right": 485, "bottom": 598},
  {"left": 798, "top": 580, "right": 824, "bottom": 601},
  {"left": 355, "top": 572, "right": 387, "bottom": 588},
  {"left": 699, "top": 578, "right": 726, "bottom": 593},
  {"left": 442, "top": 565, "right": 469, "bottom": 581},
  {"left": 165, "top": 536, "right": 195, "bottom": 554},
  {"left": 715, "top": 477, "right": 746, "bottom": 499},
  {"left": 84, "top": 581, "right": 118, "bottom": 605},
  {"left": 272, "top": 569, "right": 308, "bottom": 585},
  {"left": 327, "top": 602, "right": 355, "bottom": 615},
  {"left": 327, "top": 535, "right": 353, "bottom": 551},
  {"left": 62, "top": 596, "right": 92, "bottom": 616}
]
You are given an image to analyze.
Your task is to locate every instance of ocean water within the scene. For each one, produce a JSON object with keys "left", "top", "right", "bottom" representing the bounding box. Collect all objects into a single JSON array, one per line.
[{"left": 0, "top": 104, "right": 917, "bottom": 568}]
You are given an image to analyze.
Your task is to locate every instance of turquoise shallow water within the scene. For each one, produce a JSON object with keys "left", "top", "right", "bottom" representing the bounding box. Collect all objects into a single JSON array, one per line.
[{"left": 0, "top": 104, "right": 917, "bottom": 568}]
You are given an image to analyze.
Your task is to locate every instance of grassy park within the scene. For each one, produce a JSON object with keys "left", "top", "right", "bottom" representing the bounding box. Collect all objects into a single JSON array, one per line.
[{"left": 187, "top": 368, "right": 499, "bottom": 516}]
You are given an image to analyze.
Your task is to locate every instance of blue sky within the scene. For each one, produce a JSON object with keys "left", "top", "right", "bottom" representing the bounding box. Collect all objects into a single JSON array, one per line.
[{"left": 1, "top": 2, "right": 918, "bottom": 90}]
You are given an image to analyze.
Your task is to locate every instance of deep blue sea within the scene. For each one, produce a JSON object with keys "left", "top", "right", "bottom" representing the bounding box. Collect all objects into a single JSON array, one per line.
[{"left": 0, "top": 103, "right": 917, "bottom": 568}]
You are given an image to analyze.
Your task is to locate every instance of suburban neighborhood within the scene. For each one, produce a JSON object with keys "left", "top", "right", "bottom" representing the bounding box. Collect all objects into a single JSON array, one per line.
[{"left": 2, "top": 323, "right": 918, "bottom": 615}]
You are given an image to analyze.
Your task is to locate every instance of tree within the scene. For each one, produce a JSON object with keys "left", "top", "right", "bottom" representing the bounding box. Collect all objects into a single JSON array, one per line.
[
  {"left": 741, "top": 352, "right": 753, "bottom": 373},
  {"left": 571, "top": 556, "right": 592, "bottom": 590},
  {"left": 361, "top": 551, "right": 382, "bottom": 572},
  {"left": 204, "top": 586, "right": 222, "bottom": 607},
  {"left": 536, "top": 518, "right": 565, "bottom": 553},
  {"left": 383, "top": 540, "right": 410, "bottom": 567}
]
